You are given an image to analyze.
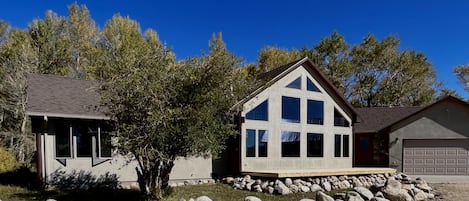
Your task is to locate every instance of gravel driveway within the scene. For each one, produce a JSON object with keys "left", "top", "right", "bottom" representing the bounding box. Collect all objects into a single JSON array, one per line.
[{"left": 431, "top": 183, "right": 469, "bottom": 200}]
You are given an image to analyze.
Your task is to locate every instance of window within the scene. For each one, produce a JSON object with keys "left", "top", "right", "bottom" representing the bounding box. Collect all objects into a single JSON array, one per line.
[
  {"left": 246, "top": 129, "right": 268, "bottom": 157},
  {"left": 74, "top": 122, "right": 97, "bottom": 157},
  {"left": 55, "top": 121, "right": 71, "bottom": 158},
  {"left": 246, "top": 100, "right": 268, "bottom": 121},
  {"left": 343, "top": 135, "right": 349, "bottom": 157},
  {"left": 334, "top": 134, "right": 341, "bottom": 157},
  {"left": 307, "top": 133, "right": 323, "bottom": 157},
  {"left": 282, "top": 96, "right": 300, "bottom": 123},
  {"left": 307, "top": 100, "right": 324, "bottom": 125},
  {"left": 334, "top": 108, "right": 350, "bottom": 127},
  {"left": 246, "top": 129, "right": 256, "bottom": 157},
  {"left": 258, "top": 130, "right": 268, "bottom": 157},
  {"left": 286, "top": 77, "right": 301, "bottom": 89},
  {"left": 281, "top": 131, "right": 300, "bottom": 157},
  {"left": 307, "top": 78, "right": 320, "bottom": 92},
  {"left": 98, "top": 126, "right": 112, "bottom": 158}
]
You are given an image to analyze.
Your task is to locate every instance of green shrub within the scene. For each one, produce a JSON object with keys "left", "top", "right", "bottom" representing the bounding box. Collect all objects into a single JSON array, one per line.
[{"left": 0, "top": 146, "right": 18, "bottom": 173}]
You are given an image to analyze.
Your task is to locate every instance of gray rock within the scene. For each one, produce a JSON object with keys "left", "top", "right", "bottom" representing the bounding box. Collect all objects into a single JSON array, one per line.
[
  {"left": 195, "top": 196, "right": 212, "bottom": 201},
  {"left": 370, "top": 197, "right": 390, "bottom": 201},
  {"left": 255, "top": 179, "right": 262, "bottom": 185},
  {"left": 383, "top": 178, "right": 413, "bottom": 201},
  {"left": 178, "top": 199, "right": 186, "bottom": 201},
  {"left": 245, "top": 196, "right": 262, "bottom": 201},
  {"left": 253, "top": 184, "right": 263, "bottom": 192},
  {"left": 353, "top": 186, "right": 374, "bottom": 200},
  {"left": 342, "top": 180, "right": 351, "bottom": 189},
  {"left": 246, "top": 181, "right": 255, "bottom": 191},
  {"left": 233, "top": 183, "right": 242, "bottom": 190},
  {"left": 289, "top": 184, "right": 299, "bottom": 193},
  {"left": 416, "top": 183, "right": 432, "bottom": 192},
  {"left": 375, "top": 191, "right": 384, "bottom": 198},
  {"left": 310, "top": 184, "right": 323, "bottom": 192},
  {"left": 426, "top": 193, "right": 435, "bottom": 199},
  {"left": 243, "top": 175, "right": 252, "bottom": 183},
  {"left": 267, "top": 186, "right": 275, "bottom": 194},
  {"left": 316, "top": 191, "right": 334, "bottom": 201},
  {"left": 285, "top": 178, "right": 293, "bottom": 187},
  {"left": 188, "top": 199, "right": 195, "bottom": 201},
  {"left": 321, "top": 181, "right": 332, "bottom": 191},
  {"left": 300, "top": 185, "right": 310, "bottom": 192},
  {"left": 347, "top": 191, "right": 365, "bottom": 201},
  {"left": 413, "top": 190, "right": 427, "bottom": 201},
  {"left": 334, "top": 192, "right": 346, "bottom": 200},
  {"left": 275, "top": 182, "right": 292, "bottom": 195},
  {"left": 261, "top": 181, "right": 269, "bottom": 190},
  {"left": 299, "top": 199, "right": 315, "bottom": 201},
  {"left": 46, "top": 199, "right": 57, "bottom": 201}
]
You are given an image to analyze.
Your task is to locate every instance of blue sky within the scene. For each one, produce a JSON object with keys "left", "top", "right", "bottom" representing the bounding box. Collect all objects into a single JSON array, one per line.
[{"left": 1, "top": 0, "right": 468, "bottom": 98}]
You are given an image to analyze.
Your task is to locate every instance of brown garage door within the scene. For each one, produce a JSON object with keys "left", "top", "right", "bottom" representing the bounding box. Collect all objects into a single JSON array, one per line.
[{"left": 403, "top": 139, "right": 469, "bottom": 175}]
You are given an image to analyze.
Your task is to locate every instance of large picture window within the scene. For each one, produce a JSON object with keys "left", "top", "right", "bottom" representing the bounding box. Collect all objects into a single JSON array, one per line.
[
  {"left": 307, "top": 133, "right": 323, "bottom": 157},
  {"left": 246, "top": 100, "right": 268, "bottom": 121},
  {"left": 307, "top": 100, "right": 324, "bottom": 125},
  {"left": 55, "top": 121, "right": 71, "bottom": 158},
  {"left": 282, "top": 96, "right": 300, "bottom": 123},
  {"left": 281, "top": 131, "right": 300, "bottom": 157}
]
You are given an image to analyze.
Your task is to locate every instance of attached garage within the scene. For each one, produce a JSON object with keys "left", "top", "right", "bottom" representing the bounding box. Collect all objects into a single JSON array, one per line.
[{"left": 403, "top": 139, "right": 469, "bottom": 175}]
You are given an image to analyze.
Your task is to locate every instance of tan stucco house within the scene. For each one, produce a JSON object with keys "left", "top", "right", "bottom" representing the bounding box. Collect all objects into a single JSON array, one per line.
[{"left": 26, "top": 57, "right": 469, "bottom": 187}]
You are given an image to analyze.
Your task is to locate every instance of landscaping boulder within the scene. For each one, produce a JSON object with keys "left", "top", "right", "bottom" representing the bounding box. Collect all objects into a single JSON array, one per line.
[
  {"left": 347, "top": 191, "right": 365, "bottom": 201},
  {"left": 370, "top": 197, "right": 390, "bottom": 201},
  {"left": 275, "top": 182, "right": 292, "bottom": 195},
  {"left": 285, "top": 178, "right": 293, "bottom": 187},
  {"left": 354, "top": 186, "right": 374, "bottom": 200},
  {"left": 195, "top": 196, "right": 212, "bottom": 201},
  {"left": 310, "top": 184, "right": 323, "bottom": 192},
  {"left": 321, "top": 181, "right": 332, "bottom": 191},
  {"left": 300, "top": 185, "right": 310, "bottom": 192},
  {"left": 316, "top": 191, "right": 334, "bottom": 201},
  {"left": 245, "top": 196, "right": 262, "bottom": 201},
  {"left": 299, "top": 199, "right": 315, "bottom": 201}
]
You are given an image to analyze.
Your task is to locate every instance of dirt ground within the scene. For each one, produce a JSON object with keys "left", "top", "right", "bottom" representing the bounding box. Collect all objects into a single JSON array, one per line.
[{"left": 431, "top": 183, "right": 469, "bottom": 200}]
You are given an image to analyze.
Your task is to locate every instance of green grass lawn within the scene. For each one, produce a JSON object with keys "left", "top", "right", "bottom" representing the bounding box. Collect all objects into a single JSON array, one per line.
[{"left": 0, "top": 183, "right": 339, "bottom": 201}]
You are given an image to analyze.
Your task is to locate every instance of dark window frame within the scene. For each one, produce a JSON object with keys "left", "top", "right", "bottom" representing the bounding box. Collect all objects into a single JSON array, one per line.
[
  {"left": 246, "top": 100, "right": 269, "bottom": 121},
  {"left": 307, "top": 133, "right": 323, "bottom": 157},
  {"left": 282, "top": 96, "right": 301, "bottom": 123},
  {"left": 286, "top": 76, "right": 302, "bottom": 89},
  {"left": 281, "top": 131, "right": 300, "bottom": 157},
  {"left": 334, "top": 134, "right": 341, "bottom": 157},
  {"left": 343, "top": 135, "right": 349, "bottom": 157},
  {"left": 307, "top": 100, "right": 324, "bottom": 125}
]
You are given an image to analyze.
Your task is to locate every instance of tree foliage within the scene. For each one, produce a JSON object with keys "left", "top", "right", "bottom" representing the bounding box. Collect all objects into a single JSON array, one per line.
[
  {"left": 254, "top": 32, "right": 438, "bottom": 107},
  {"left": 454, "top": 64, "right": 469, "bottom": 92},
  {"left": 100, "top": 26, "right": 250, "bottom": 199}
]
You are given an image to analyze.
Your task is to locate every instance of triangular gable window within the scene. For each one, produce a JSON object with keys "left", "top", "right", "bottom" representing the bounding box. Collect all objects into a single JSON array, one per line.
[
  {"left": 307, "top": 77, "right": 320, "bottom": 92},
  {"left": 334, "top": 108, "right": 350, "bottom": 127},
  {"left": 286, "top": 77, "right": 301, "bottom": 89},
  {"left": 246, "top": 100, "right": 268, "bottom": 121}
]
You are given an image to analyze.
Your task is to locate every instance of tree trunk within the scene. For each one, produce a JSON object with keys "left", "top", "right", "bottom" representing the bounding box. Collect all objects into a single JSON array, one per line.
[{"left": 136, "top": 158, "right": 175, "bottom": 201}]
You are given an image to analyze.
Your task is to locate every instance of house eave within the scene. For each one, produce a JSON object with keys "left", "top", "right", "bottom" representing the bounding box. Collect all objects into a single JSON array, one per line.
[{"left": 27, "top": 111, "right": 111, "bottom": 120}]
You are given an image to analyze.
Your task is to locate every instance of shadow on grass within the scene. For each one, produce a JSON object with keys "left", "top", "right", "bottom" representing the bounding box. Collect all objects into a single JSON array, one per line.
[
  {"left": 0, "top": 166, "right": 40, "bottom": 189},
  {"left": 13, "top": 188, "right": 141, "bottom": 201}
]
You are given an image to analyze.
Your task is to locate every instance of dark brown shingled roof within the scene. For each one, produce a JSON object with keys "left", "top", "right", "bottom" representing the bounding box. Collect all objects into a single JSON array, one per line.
[
  {"left": 257, "top": 59, "right": 303, "bottom": 80},
  {"left": 27, "top": 74, "right": 108, "bottom": 119},
  {"left": 354, "top": 106, "right": 422, "bottom": 133}
]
